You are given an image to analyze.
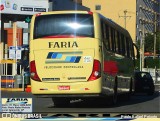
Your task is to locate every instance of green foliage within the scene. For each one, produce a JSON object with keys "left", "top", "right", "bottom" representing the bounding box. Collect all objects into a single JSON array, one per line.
[
  {"left": 135, "top": 58, "right": 160, "bottom": 70},
  {"left": 134, "top": 31, "right": 160, "bottom": 69},
  {"left": 135, "top": 32, "right": 160, "bottom": 54},
  {"left": 144, "top": 34, "right": 154, "bottom": 52},
  {"left": 144, "top": 58, "right": 160, "bottom": 68},
  {"left": 157, "top": 32, "right": 160, "bottom": 54},
  {"left": 145, "top": 32, "right": 160, "bottom": 54},
  {"left": 135, "top": 59, "right": 140, "bottom": 70}
]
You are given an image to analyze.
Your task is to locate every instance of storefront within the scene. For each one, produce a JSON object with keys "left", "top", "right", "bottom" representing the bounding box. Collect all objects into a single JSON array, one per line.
[{"left": 0, "top": 0, "right": 48, "bottom": 90}]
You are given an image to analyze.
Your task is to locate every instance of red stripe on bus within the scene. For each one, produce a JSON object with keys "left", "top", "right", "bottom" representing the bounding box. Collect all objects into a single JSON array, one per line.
[
  {"left": 42, "top": 35, "right": 85, "bottom": 38},
  {"left": 104, "top": 61, "right": 119, "bottom": 75}
]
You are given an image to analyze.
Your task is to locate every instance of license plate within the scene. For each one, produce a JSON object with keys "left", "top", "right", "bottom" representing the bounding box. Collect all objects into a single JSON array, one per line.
[{"left": 58, "top": 86, "right": 70, "bottom": 90}]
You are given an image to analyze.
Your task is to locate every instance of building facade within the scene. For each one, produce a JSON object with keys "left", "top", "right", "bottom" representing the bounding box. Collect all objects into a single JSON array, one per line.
[
  {"left": 136, "top": 0, "right": 160, "bottom": 41},
  {"left": 82, "top": 0, "right": 160, "bottom": 43},
  {"left": 51, "top": 0, "right": 89, "bottom": 11}
]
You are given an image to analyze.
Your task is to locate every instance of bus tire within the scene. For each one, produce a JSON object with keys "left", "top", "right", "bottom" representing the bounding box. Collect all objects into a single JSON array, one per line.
[
  {"left": 112, "top": 78, "right": 118, "bottom": 104},
  {"left": 52, "top": 97, "right": 70, "bottom": 107},
  {"left": 127, "top": 78, "right": 133, "bottom": 100},
  {"left": 147, "top": 85, "right": 155, "bottom": 96}
]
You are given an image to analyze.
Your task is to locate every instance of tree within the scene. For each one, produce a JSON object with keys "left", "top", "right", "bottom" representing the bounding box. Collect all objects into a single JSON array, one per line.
[
  {"left": 144, "top": 33, "right": 154, "bottom": 53},
  {"left": 136, "top": 31, "right": 160, "bottom": 54},
  {"left": 156, "top": 31, "right": 160, "bottom": 54}
]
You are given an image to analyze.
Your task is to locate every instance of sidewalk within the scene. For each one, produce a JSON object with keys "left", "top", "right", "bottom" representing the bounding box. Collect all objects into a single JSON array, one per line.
[
  {"left": 0, "top": 88, "right": 25, "bottom": 92},
  {"left": 154, "top": 80, "right": 160, "bottom": 86},
  {"left": 1, "top": 85, "right": 31, "bottom": 92}
]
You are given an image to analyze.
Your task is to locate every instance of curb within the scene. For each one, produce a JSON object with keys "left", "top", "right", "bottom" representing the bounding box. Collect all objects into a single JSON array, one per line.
[{"left": 0, "top": 88, "right": 24, "bottom": 91}]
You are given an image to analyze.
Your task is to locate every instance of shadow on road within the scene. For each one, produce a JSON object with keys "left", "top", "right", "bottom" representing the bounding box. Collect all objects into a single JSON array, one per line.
[{"left": 48, "top": 91, "right": 159, "bottom": 108}]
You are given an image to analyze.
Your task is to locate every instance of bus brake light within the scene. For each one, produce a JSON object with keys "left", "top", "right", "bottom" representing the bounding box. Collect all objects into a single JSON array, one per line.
[
  {"left": 88, "top": 11, "right": 93, "bottom": 15},
  {"left": 30, "top": 60, "right": 41, "bottom": 82},
  {"left": 88, "top": 60, "right": 101, "bottom": 81}
]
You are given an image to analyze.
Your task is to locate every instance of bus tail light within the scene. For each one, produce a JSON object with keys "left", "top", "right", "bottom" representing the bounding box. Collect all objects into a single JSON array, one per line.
[
  {"left": 30, "top": 60, "right": 41, "bottom": 82},
  {"left": 88, "top": 60, "right": 101, "bottom": 81},
  {"left": 88, "top": 11, "right": 93, "bottom": 15},
  {"left": 36, "top": 13, "right": 41, "bottom": 17}
]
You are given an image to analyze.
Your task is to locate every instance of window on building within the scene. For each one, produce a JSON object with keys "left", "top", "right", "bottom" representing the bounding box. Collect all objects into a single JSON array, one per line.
[
  {"left": 136, "top": 11, "right": 138, "bottom": 16},
  {"left": 139, "top": 31, "right": 142, "bottom": 36},
  {"left": 95, "top": 5, "right": 101, "bottom": 10},
  {"left": 136, "top": 36, "right": 139, "bottom": 41},
  {"left": 136, "top": 24, "right": 139, "bottom": 28}
]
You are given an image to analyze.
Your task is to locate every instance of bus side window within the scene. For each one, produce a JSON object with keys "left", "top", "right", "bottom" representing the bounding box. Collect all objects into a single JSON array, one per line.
[
  {"left": 130, "top": 41, "right": 135, "bottom": 59},
  {"left": 105, "top": 25, "right": 110, "bottom": 50},
  {"left": 101, "top": 20, "right": 105, "bottom": 39},
  {"left": 109, "top": 26, "right": 112, "bottom": 51},
  {"left": 111, "top": 28, "right": 116, "bottom": 52},
  {"left": 126, "top": 37, "right": 130, "bottom": 58},
  {"left": 129, "top": 40, "right": 133, "bottom": 58},
  {"left": 115, "top": 30, "right": 119, "bottom": 53},
  {"left": 101, "top": 21, "right": 110, "bottom": 51},
  {"left": 121, "top": 34, "right": 125, "bottom": 56},
  {"left": 117, "top": 32, "right": 121, "bottom": 54}
]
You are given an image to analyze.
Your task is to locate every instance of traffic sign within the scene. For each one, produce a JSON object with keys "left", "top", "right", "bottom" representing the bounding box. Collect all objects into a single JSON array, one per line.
[
  {"left": 25, "top": 17, "right": 31, "bottom": 23},
  {"left": 9, "top": 46, "right": 22, "bottom": 59}
]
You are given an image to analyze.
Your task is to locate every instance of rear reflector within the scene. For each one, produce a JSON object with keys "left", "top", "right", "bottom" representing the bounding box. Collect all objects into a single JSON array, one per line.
[
  {"left": 88, "top": 60, "right": 101, "bottom": 81},
  {"left": 40, "top": 88, "right": 48, "bottom": 90},
  {"left": 85, "top": 88, "right": 90, "bottom": 90}
]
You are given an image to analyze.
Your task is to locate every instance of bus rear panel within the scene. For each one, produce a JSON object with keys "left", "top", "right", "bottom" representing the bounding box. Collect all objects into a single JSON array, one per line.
[{"left": 30, "top": 11, "right": 102, "bottom": 96}]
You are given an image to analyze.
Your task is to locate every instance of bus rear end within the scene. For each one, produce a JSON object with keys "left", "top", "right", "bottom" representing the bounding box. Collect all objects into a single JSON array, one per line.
[{"left": 30, "top": 11, "right": 102, "bottom": 98}]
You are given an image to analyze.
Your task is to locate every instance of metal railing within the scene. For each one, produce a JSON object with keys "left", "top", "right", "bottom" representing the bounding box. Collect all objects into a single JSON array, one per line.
[
  {"left": 143, "top": 67, "right": 160, "bottom": 83},
  {"left": 0, "top": 63, "right": 24, "bottom": 89}
]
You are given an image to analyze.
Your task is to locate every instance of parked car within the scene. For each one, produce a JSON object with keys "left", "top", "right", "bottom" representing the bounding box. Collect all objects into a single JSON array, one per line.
[{"left": 134, "top": 71, "right": 155, "bottom": 95}]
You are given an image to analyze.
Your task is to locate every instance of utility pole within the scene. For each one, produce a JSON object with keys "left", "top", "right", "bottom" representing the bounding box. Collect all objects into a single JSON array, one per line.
[
  {"left": 13, "top": 22, "right": 17, "bottom": 75},
  {"left": 140, "top": 20, "right": 145, "bottom": 71},
  {"left": 142, "top": 21, "right": 145, "bottom": 69},
  {"left": 119, "top": 10, "right": 131, "bottom": 29},
  {"left": 153, "top": 12, "right": 157, "bottom": 59}
]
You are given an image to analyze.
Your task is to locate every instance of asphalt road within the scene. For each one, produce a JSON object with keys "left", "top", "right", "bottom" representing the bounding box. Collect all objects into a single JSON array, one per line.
[{"left": 1, "top": 85, "right": 160, "bottom": 113}]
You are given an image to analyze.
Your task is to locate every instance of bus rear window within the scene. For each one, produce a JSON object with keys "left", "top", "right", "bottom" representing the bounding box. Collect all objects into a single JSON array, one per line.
[{"left": 34, "top": 14, "right": 94, "bottom": 39}]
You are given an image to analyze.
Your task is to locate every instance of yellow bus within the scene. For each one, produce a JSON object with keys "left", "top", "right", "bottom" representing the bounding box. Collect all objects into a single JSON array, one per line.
[{"left": 30, "top": 11, "right": 136, "bottom": 106}]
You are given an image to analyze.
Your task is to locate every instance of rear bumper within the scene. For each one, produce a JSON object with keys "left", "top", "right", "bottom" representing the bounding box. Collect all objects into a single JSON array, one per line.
[
  {"left": 33, "top": 94, "right": 101, "bottom": 98},
  {"left": 31, "top": 79, "right": 102, "bottom": 94}
]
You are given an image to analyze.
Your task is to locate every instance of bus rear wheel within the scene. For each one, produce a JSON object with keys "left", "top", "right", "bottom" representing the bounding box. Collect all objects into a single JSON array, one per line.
[
  {"left": 52, "top": 97, "right": 70, "bottom": 107},
  {"left": 112, "top": 79, "right": 118, "bottom": 104},
  {"left": 126, "top": 78, "right": 133, "bottom": 100}
]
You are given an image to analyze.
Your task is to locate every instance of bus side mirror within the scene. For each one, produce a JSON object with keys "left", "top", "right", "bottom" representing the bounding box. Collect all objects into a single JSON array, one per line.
[{"left": 133, "top": 43, "right": 140, "bottom": 59}]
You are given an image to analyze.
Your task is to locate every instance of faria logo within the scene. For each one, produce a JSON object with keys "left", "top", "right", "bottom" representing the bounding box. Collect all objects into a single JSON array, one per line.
[
  {"left": 49, "top": 41, "right": 78, "bottom": 48},
  {"left": 6, "top": 98, "right": 28, "bottom": 104}
]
